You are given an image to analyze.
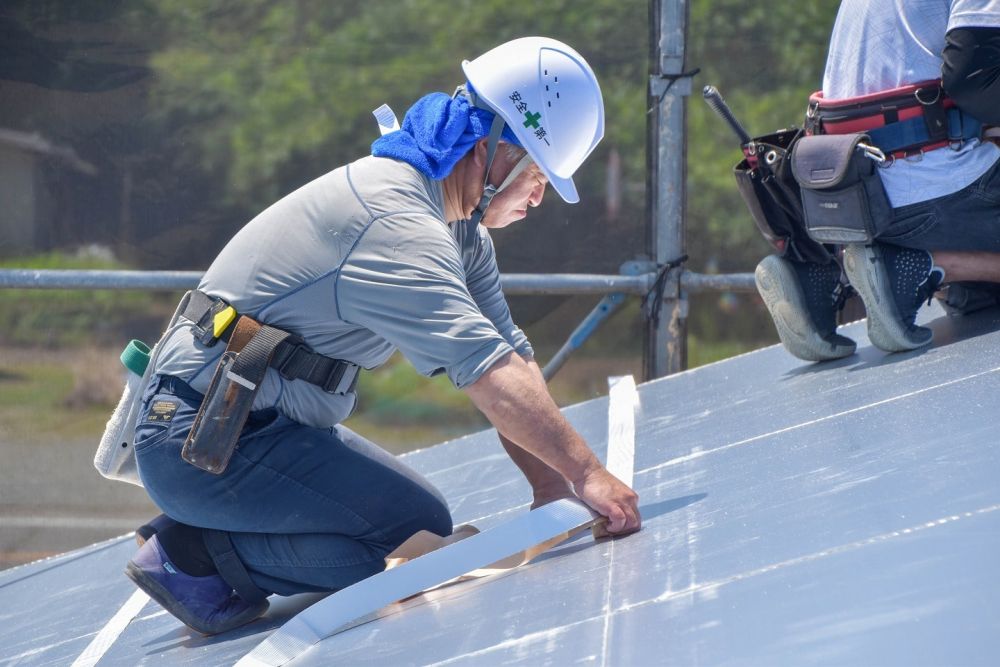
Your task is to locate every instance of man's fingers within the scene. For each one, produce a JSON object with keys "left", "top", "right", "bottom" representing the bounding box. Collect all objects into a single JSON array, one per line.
[
  {"left": 573, "top": 467, "right": 641, "bottom": 537},
  {"left": 624, "top": 508, "right": 641, "bottom": 533},
  {"left": 604, "top": 505, "right": 628, "bottom": 533},
  {"left": 609, "top": 503, "right": 641, "bottom": 536},
  {"left": 591, "top": 517, "right": 610, "bottom": 539}
]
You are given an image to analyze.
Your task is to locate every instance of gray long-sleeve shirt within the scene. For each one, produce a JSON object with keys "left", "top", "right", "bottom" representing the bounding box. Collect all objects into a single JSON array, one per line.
[{"left": 155, "top": 156, "right": 532, "bottom": 428}]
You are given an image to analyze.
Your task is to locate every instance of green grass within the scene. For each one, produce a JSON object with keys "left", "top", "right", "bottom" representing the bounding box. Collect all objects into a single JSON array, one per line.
[
  {"left": 0, "top": 340, "right": 766, "bottom": 452},
  {"left": 343, "top": 353, "right": 488, "bottom": 453},
  {"left": 0, "top": 251, "right": 174, "bottom": 347},
  {"left": 356, "top": 353, "right": 481, "bottom": 423},
  {"left": 337, "top": 339, "right": 767, "bottom": 453},
  {"left": 0, "top": 357, "right": 112, "bottom": 445},
  {"left": 0, "top": 338, "right": 767, "bottom": 454}
]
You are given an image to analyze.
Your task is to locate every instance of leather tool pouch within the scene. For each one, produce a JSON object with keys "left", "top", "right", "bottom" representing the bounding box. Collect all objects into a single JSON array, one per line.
[
  {"left": 791, "top": 133, "right": 893, "bottom": 244},
  {"left": 182, "top": 316, "right": 290, "bottom": 474}
]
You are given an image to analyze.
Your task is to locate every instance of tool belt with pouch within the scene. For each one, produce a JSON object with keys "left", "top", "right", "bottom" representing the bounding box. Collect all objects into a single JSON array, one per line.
[
  {"left": 179, "top": 290, "right": 360, "bottom": 474},
  {"left": 791, "top": 133, "right": 892, "bottom": 245},
  {"left": 789, "top": 79, "right": 985, "bottom": 245},
  {"left": 733, "top": 128, "right": 834, "bottom": 265},
  {"left": 805, "top": 79, "right": 983, "bottom": 159}
]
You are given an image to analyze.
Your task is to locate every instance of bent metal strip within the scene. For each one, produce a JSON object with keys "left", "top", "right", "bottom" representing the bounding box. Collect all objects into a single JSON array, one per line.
[{"left": 236, "top": 499, "right": 600, "bottom": 667}]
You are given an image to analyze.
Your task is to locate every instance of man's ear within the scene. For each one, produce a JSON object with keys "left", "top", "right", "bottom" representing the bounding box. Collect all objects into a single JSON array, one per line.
[{"left": 471, "top": 137, "right": 490, "bottom": 168}]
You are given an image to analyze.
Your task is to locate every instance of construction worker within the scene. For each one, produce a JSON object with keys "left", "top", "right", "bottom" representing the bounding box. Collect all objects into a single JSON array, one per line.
[
  {"left": 123, "top": 37, "right": 641, "bottom": 635},
  {"left": 755, "top": 0, "right": 1000, "bottom": 361}
]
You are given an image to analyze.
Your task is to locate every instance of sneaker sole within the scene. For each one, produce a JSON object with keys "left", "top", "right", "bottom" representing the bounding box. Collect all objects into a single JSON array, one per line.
[
  {"left": 755, "top": 255, "right": 855, "bottom": 362},
  {"left": 125, "top": 562, "right": 268, "bottom": 635},
  {"left": 842, "top": 245, "right": 932, "bottom": 352}
]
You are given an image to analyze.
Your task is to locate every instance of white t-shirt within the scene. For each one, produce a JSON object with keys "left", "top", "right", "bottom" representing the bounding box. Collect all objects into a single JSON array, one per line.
[{"left": 823, "top": 0, "right": 1000, "bottom": 207}]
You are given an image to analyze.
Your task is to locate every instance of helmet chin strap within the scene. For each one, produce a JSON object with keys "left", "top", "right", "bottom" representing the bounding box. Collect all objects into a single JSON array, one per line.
[
  {"left": 469, "top": 115, "right": 533, "bottom": 226},
  {"left": 459, "top": 130, "right": 528, "bottom": 267},
  {"left": 461, "top": 113, "right": 534, "bottom": 262},
  {"left": 454, "top": 84, "right": 534, "bottom": 228},
  {"left": 451, "top": 84, "right": 534, "bottom": 263}
]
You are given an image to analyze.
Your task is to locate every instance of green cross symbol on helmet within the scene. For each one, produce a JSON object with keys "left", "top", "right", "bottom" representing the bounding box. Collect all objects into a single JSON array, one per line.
[{"left": 462, "top": 37, "right": 605, "bottom": 204}]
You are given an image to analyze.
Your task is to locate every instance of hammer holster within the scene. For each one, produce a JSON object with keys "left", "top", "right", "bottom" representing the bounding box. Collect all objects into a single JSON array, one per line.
[{"left": 181, "top": 317, "right": 291, "bottom": 474}]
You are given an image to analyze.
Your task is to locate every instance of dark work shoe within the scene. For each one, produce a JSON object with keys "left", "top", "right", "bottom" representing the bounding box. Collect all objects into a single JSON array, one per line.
[
  {"left": 135, "top": 514, "right": 177, "bottom": 547},
  {"left": 125, "top": 535, "right": 268, "bottom": 635},
  {"left": 755, "top": 254, "right": 856, "bottom": 361},
  {"left": 843, "top": 243, "right": 944, "bottom": 352}
]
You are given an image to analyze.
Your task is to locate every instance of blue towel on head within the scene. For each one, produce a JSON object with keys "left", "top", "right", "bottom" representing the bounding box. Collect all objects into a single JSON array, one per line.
[{"left": 371, "top": 92, "right": 522, "bottom": 180}]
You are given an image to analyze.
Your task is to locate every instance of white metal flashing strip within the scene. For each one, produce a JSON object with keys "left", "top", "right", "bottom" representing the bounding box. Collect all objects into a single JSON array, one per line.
[
  {"left": 236, "top": 499, "right": 599, "bottom": 667},
  {"left": 70, "top": 589, "right": 149, "bottom": 667},
  {"left": 606, "top": 375, "right": 638, "bottom": 489},
  {"left": 600, "top": 375, "right": 638, "bottom": 667}
]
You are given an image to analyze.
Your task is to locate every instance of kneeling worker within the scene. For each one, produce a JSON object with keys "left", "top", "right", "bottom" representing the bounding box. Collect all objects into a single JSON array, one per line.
[
  {"left": 124, "top": 36, "right": 641, "bottom": 635},
  {"left": 756, "top": 0, "right": 1000, "bottom": 361}
]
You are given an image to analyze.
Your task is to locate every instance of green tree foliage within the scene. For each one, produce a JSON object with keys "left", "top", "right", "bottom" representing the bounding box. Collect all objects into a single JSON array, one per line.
[
  {"left": 146, "top": 0, "right": 648, "bottom": 215},
  {"left": 140, "top": 0, "right": 840, "bottom": 270}
]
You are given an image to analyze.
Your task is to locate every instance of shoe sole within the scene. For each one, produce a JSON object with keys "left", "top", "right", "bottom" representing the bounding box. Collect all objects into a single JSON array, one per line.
[
  {"left": 755, "top": 255, "right": 855, "bottom": 362},
  {"left": 842, "top": 245, "right": 932, "bottom": 352},
  {"left": 125, "top": 562, "right": 268, "bottom": 635}
]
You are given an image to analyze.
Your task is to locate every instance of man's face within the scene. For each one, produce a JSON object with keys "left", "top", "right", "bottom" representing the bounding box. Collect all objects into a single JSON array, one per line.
[{"left": 480, "top": 151, "right": 548, "bottom": 229}]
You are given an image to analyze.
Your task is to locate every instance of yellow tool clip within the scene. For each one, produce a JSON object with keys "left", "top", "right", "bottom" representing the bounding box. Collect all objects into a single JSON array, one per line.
[{"left": 213, "top": 306, "right": 237, "bottom": 338}]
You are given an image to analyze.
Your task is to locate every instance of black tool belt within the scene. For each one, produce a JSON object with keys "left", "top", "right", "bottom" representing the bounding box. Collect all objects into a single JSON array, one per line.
[{"left": 181, "top": 290, "right": 360, "bottom": 395}]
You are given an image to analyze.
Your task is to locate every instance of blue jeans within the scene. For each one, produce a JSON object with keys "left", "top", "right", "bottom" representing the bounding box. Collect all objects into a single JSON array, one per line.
[
  {"left": 880, "top": 156, "right": 1000, "bottom": 252},
  {"left": 134, "top": 375, "right": 453, "bottom": 597}
]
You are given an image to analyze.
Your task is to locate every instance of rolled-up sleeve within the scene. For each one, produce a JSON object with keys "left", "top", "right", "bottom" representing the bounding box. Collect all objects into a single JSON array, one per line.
[{"left": 337, "top": 214, "right": 515, "bottom": 388}]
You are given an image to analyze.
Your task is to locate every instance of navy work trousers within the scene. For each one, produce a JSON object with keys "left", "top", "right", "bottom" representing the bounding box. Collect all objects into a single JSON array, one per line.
[
  {"left": 134, "top": 375, "right": 453, "bottom": 597},
  {"left": 881, "top": 156, "right": 1000, "bottom": 252}
]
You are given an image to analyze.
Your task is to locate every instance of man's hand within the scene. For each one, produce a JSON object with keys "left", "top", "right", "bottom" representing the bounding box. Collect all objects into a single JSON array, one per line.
[{"left": 572, "top": 463, "right": 641, "bottom": 536}]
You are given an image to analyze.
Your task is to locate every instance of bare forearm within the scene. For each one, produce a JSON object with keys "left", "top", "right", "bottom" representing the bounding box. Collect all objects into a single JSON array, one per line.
[
  {"left": 498, "top": 432, "right": 573, "bottom": 504},
  {"left": 496, "top": 358, "right": 574, "bottom": 501},
  {"left": 465, "top": 353, "right": 600, "bottom": 484},
  {"left": 465, "top": 351, "right": 641, "bottom": 534}
]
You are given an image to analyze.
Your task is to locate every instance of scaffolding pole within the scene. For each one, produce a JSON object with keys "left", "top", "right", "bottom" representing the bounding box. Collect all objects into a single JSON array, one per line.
[{"left": 645, "top": 0, "right": 690, "bottom": 380}]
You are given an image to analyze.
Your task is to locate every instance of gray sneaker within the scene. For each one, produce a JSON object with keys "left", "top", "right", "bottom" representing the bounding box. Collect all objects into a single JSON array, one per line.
[
  {"left": 755, "top": 254, "right": 856, "bottom": 361},
  {"left": 843, "top": 243, "right": 944, "bottom": 352}
]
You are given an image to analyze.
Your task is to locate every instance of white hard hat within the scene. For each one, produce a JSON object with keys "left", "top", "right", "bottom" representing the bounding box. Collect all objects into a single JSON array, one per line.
[{"left": 462, "top": 36, "right": 605, "bottom": 204}]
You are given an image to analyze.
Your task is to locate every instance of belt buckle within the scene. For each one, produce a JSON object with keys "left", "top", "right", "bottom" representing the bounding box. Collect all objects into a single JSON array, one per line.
[
  {"left": 322, "top": 363, "right": 357, "bottom": 394},
  {"left": 321, "top": 366, "right": 345, "bottom": 394},
  {"left": 198, "top": 320, "right": 220, "bottom": 346}
]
